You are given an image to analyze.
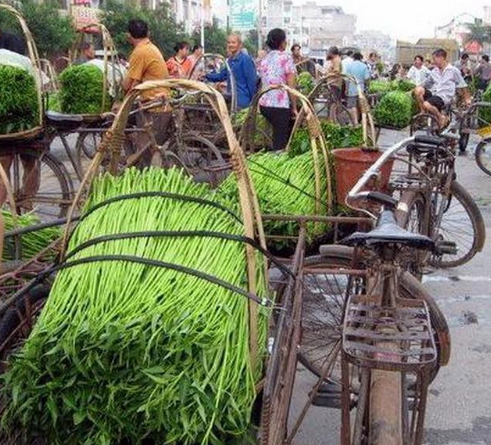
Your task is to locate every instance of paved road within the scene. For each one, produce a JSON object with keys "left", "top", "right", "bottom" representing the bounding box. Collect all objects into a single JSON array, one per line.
[
  {"left": 287, "top": 130, "right": 491, "bottom": 445},
  {"left": 52, "top": 129, "right": 491, "bottom": 444}
]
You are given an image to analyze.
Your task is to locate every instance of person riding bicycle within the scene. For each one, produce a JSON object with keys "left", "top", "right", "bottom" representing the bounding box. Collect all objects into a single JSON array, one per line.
[{"left": 414, "top": 48, "right": 469, "bottom": 129}]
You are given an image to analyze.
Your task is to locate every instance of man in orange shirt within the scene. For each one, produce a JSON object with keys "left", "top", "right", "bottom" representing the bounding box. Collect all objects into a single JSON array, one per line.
[{"left": 122, "top": 19, "right": 171, "bottom": 165}]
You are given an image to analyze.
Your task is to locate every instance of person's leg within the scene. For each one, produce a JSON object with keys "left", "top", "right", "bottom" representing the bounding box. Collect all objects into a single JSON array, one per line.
[
  {"left": 414, "top": 86, "right": 427, "bottom": 113},
  {"left": 260, "top": 106, "right": 293, "bottom": 151},
  {"left": 423, "top": 96, "right": 447, "bottom": 128},
  {"left": 346, "top": 96, "right": 358, "bottom": 125}
]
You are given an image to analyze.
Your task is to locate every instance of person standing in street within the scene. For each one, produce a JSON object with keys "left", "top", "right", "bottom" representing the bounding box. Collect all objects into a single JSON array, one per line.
[
  {"left": 74, "top": 42, "right": 96, "bottom": 65},
  {"left": 343, "top": 52, "right": 370, "bottom": 124},
  {"left": 188, "top": 44, "right": 204, "bottom": 79},
  {"left": 474, "top": 55, "right": 491, "bottom": 91},
  {"left": 291, "top": 44, "right": 304, "bottom": 65},
  {"left": 258, "top": 28, "right": 297, "bottom": 151},
  {"left": 166, "top": 41, "right": 193, "bottom": 79},
  {"left": 367, "top": 51, "right": 379, "bottom": 79},
  {"left": 341, "top": 49, "right": 354, "bottom": 72},
  {"left": 122, "top": 19, "right": 172, "bottom": 164},
  {"left": 326, "top": 46, "right": 343, "bottom": 120},
  {"left": 407, "top": 55, "right": 431, "bottom": 86},
  {"left": 204, "top": 33, "right": 258, "bottom": 110}
]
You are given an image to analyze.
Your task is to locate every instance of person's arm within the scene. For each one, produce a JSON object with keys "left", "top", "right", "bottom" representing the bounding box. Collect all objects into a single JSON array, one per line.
[
  {"left": 205, "top": 66, "right": 228, "bottom": 82},
  {"left": 123, "top": 50, "right": 144, "bottom": 94},
  {"left": 242, "top": 55, "right": 258, "bottom": 99}
]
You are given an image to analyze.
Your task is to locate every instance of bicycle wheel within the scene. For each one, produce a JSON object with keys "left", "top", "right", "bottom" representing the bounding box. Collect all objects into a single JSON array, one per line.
[
  {"left": 475, "top": 139, "right": 491, "bottom": 176},
  {"left": 299, "top": 245, "right": 450, "bottom": 380},
  {"left": 11, "top": 151, "right": 73, "bottom": 221},
  {"left": 76, "top": 131, "right": 101, "bottom": 161},
  {"left": 398, "top": 182, "right": 486, "bottom": 268},
  {"left": 168, "top": 134, "right": 226, "bottom": 183}
]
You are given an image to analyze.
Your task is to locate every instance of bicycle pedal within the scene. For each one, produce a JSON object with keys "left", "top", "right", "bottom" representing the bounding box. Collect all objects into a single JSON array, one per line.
[{"left": 435, "top": 240, "right": 458, "bottom": 255}]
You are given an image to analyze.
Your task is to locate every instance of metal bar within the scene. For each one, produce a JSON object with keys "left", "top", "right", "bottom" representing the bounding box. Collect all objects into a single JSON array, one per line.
[{"left": 262, "top": 214, "right": 373, "bottom": 225}]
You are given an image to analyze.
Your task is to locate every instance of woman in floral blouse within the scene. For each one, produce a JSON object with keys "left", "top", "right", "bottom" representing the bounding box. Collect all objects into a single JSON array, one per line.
[{"left": 258, "top": 28, "right": 297, "bottom": 151}]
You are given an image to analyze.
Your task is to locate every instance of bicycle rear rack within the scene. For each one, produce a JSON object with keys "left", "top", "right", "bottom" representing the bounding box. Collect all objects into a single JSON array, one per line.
[{"left": 342, "top": 294, "right": 437, "bottom": 373}]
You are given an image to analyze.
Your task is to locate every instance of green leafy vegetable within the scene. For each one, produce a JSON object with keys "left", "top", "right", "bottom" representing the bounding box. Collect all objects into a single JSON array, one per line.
[
  {"left": 2, "top": 210, "right": 61, "bottom": 260},
  {"left": 2, "top": 167, "right": 269, "bottom": 445},
  {"left": 374, "top": 91, "right": 413, "bottom": 129},
  {"left": 59, "top": 64, "right": 112, "bottom": 115},
  {"left": 0, "top": 65, "right": 39, "bottom": 135},
  {"left": 297, "top": 72, "right": 315, "bottom": 96},
  {"left": 289, "top": 121, "right": 364, "bottom": 157},
  {"left": 217, "top": 151, "right": 330, "bottom": 245}
]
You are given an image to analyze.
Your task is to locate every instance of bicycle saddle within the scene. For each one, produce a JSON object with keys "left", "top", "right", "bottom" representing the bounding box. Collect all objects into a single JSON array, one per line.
[
  {"left": 45, "top": 111, "right": 84, "bottom": 123},
  {"left": 342, "top": 211, "right": 435, "bottom": 250}
]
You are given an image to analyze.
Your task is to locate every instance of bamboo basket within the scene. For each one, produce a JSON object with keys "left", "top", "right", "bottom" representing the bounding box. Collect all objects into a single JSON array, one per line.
[
  {"left": 308, "top": 72, "right": 377, "bottom": 146},
  {"left": 67, "top": 23, "right": 120, "bottom": 120},
  {"left": 239, "top": 84, "right": 333, "bottom": 218},
  {"left": 0, "top": 4, "right": 44, "bottom": 144},
  {"left": 63, "top": 78, "right": 268, "bottom": 369}
]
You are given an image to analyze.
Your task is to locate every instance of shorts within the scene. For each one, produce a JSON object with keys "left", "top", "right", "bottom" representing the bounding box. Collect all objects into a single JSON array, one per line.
[
  {"left": 423, "top": 89, "right": 445, "bottom": 111},
  {"left": 346, "top": 96, "right": 358, "bottom": 109}
]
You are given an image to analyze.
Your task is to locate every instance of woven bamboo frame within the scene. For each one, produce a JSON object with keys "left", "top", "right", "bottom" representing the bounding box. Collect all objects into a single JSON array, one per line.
[
  {"left": 39, "top": 58, "right": 59, "bottom": 93},
  {"left": 62, "top": 79, "right": 267, "bottom": 370},
  {"left": 308, "top": 72, "right": 377, "bottom": 146},
  {"left": 0, "top": 4, "right": 43, "bottom": 143},
  {"left": 70, "top": 23, "right": 118, "bottom": 114},
  {"left": 239, "top": 84, "right": 333, "bottom": 217}
]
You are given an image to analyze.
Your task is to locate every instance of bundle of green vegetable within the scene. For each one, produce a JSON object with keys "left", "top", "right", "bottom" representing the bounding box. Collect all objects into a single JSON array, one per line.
[
  {"left": 59, "top": 64, "right": 112, "bottom": 115},
  {"left": 479, "top": 84, "right": 491, "bottom": 126},
  {"left": 2, "top": 167, "right": 269, "bottom": 444},
  {"left": 298, "top": 71, "right": 315, "bottom": 96},
  {"left": 234, "top": 107, "right": 271, "bottom": 149},
  {"left": 289, "top": 121, "right": 364, "bottom": 157},
  {"left": 0, "top": 65, "right": 39, "bottom": 135},
  {"left": 217, "top": 150, "right": 330, "bottom": 242},
  {"left": 373, "top": 91, "right": 414, "bottom": 129},
  {"left": 368, "top": 79, "right": 415, "bottom": 95},
  {"left": 2, "top": 210, "right": 61, "bottom": 260}
]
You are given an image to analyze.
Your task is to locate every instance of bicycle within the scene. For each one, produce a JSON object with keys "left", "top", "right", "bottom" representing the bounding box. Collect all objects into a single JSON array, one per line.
[
  {"left": 397, "top": 124, "right": 485, "bottom": 269},
  {"left": 291, "top": 134, "right": 451, "bottom": 445}
]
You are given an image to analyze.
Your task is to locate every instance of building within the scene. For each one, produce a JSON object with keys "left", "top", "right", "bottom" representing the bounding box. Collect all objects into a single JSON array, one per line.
[
  {"left": 355, "top": 30, "right": 393, "bottom": 61},
  {"left": 264, "top": 1, "right": 356, "bottom": 55},
  {"left": 396, "top": 38, "right": 459, "bottom": 66}
]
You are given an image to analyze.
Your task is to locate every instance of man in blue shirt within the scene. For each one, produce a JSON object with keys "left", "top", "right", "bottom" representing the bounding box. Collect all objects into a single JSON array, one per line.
[
  {"left": 204, "top": 33, "right": 258, "bottom": 110},
  {"left": 343, "top": 52, "right": 370, "bottom": 124}
]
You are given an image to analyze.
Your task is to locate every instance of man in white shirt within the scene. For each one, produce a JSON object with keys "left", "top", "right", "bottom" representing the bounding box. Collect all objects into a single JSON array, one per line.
[
  {"left": 341, "top": 50, "right": 354, "bottom": 72},
  {"left": 414, "top": 48, "right": 469, "bottom": 128},
  {"left": 407, "top": 55, "right": 431, "bottom": 86}
]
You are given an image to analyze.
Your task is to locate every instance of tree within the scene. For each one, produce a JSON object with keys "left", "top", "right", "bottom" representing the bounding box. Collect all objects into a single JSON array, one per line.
[
  {"left": 243, "top": 29, "right": 258, "bottom": 57},
  {"left": 465, "top": 22, "right": 491, "bottom": 46},
  {"left": 0, "top": 0, "right": 76, "bottom": 58},
  {"left": 192, "top": 18, "right": 228, "bottom": 55},
  {"left": 101, "top": 0, "right": 188, "bottom": 59}
]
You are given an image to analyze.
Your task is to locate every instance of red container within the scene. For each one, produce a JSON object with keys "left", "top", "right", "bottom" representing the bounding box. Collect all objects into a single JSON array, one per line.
[{"left": 332, "top": 148, "right": 394, "bottom": 205}]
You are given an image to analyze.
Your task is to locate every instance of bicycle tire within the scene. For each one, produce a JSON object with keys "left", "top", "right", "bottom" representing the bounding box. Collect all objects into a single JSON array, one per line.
[
  {"left": 397, "top": 182, "right": 486, "bottom": 268},
  {"left": 12, "top": 151, "right": 73, "bottom": 221},
  {"left": 298, "top": 245, "right": 450, "bottom": 380},
  {"left": 475, "top": 139, "right": 491, "bottom": 176},
  {"left": 76, "top": 131, "right": 101, "bottom": 161}
]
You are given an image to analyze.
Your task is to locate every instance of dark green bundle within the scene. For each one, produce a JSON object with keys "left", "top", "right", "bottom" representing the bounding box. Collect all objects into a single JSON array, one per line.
[
  {"left": 298, "top": 71, "right": 315, "bottom": 96},
  {"left": 218, "top": 151, "right": 330, "bottom": 243},
  {"left": 289, "top": 121, "right": 364, "bottom": 157},
  {"left": 479, "top": 84, "right": 491, "bottom": 127},
  {"left": 0, "top": 65, "right": 39, "bottom": 134},
  {"left": 2, "top": 210, "right": 61, "bottom": 260},
  {"left": 59, "top": 64, "right": 112, "bottom": 115},
  {"left": 374, "top": 91, "right": 414, "bottom": 129},
  {"left": 2, "top": 167, "right": 269, "bottom": 445},
  {"left": 234, "top": 107, "right": 271, "bottom": 149}
]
